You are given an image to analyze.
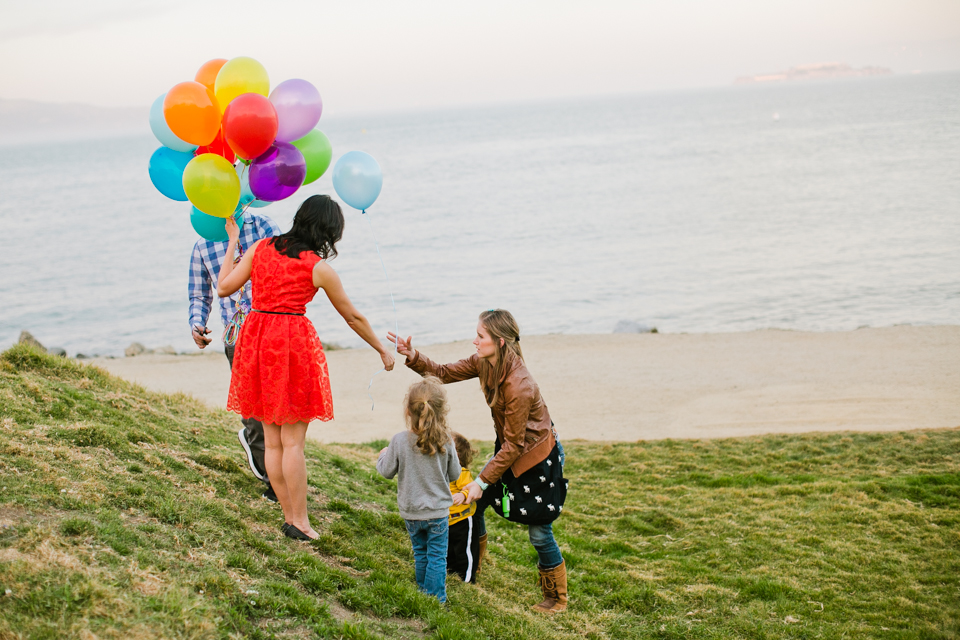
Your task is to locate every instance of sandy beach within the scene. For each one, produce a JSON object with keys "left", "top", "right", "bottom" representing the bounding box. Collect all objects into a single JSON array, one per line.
[
  {"left": 94, "top": 326, "right": 960, "bottom": 442},
  {"left": 90, "top": 325, "right": 960, "bottom": 443}
]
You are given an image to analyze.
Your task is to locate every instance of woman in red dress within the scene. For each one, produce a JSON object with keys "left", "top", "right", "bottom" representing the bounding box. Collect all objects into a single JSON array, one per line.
[{"left": 218, "top": 195, "right": 395, "bottom": 540}]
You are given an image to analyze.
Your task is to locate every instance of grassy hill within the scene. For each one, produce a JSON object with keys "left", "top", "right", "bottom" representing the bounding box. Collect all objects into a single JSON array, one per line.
[{"left": 0, "top": 343, "right": 958, "bottom": 639}]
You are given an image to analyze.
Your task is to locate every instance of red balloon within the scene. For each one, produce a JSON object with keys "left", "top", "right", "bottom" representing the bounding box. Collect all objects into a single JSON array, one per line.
[
  {"left": 223, "top": 93, "right": 278, "bottom": 160},
  {"left": 195, "top": 128, "right": 236, "bottom": 164}
]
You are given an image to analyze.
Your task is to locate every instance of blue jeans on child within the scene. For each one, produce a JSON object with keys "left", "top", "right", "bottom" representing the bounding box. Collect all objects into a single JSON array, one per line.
[
  {"left": 404, "top": 517, "right": 449, "bottom": 603},
  {"left": 475, "top": 441, "right": 565, "bottom": 569}
]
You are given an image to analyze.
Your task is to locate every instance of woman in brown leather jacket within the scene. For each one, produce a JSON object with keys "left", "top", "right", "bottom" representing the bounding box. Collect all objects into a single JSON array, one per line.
[{"left": 388, "top": 309, "right": 568, "bottom": 614}]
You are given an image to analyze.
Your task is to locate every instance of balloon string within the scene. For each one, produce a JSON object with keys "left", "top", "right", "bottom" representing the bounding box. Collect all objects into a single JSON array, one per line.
[
  {"left": 363, "top": 208, "right": 400, "bottom": 411},
  {"left": 238, "top": 164, "right": 256, "bottom": 215}
]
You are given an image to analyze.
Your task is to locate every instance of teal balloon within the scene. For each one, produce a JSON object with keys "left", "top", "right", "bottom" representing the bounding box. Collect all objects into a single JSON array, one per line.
[
  {"left": 149, "top": 94, "right": 198, "bottom": 153},
  {"left": 332, "top": 151, "right": 382, "bottom": 211},
  {"left": 148, "top": 147, "right": 193, "bottom": 201},
  {"left": 191, "top": 206, "right": 244, "bottom": 242}
]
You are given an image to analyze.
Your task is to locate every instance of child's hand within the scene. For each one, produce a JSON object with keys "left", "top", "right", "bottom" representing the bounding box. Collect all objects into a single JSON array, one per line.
[
  {"left": 452, "top": 493, "right": 465, "bottom": 505},
  {"left": 379, "top": 447, "right": 388, "bottom": 456}
]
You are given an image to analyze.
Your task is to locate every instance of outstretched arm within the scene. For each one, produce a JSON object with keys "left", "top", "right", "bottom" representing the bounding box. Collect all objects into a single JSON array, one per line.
[
  {"left": 314, "top": 261, "right": 395, "bottom": 371},
  {"left": 387, "top": 335, "right": 480, "bottom": 384}
]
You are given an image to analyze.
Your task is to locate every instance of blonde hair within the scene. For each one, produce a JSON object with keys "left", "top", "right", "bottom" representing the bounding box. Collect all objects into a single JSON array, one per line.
[
  {"left": 452, "top": 432, "right": 477, "bottom": 468},
  {"left": 404, "top": 377, "right": 451, "bottom": 456},
  {"left": 477, "top": 309, "right": 523, "bottom": 408}
]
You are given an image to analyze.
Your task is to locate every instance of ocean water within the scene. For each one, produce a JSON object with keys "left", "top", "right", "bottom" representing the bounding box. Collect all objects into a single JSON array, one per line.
[{"left": 1, "top": 72, "right": 958, "bottom": 357}]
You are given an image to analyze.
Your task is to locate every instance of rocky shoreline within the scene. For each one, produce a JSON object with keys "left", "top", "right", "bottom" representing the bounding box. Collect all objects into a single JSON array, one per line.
[{"left": 15, "top": 331, "right": 183, "bottom": 360}]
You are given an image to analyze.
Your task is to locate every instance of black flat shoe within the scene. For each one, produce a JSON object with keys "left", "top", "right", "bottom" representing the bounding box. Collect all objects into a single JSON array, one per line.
[{"left": 282, "top": 523, "right": 314, "bottom": 541}]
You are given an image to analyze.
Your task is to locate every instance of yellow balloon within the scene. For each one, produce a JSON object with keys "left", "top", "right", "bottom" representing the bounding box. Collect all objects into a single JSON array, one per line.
[
  {"left": 214, "top": 56, "right": 270, "bottom": 114},
  {"left": 182, "top": 154, "right": 241, "bottom": 218}
]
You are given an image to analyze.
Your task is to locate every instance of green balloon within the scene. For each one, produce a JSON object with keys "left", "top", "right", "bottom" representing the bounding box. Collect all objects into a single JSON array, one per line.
[{"left": 291, "top": 129, "right": 333, "bottom": 185}]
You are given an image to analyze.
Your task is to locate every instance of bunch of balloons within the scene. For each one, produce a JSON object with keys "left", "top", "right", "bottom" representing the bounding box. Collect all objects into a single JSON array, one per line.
[{"left": 148, "top": 56, "right": 334, "bottom": 241}]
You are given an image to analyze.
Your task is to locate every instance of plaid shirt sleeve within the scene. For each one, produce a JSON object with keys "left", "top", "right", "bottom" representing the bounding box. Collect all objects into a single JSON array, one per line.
[
  {"left": 188, "top": 242, "right": 213, "bottom": 331},
  {"left": 256, "top": 213, "right": 281, "bottom": 239}
]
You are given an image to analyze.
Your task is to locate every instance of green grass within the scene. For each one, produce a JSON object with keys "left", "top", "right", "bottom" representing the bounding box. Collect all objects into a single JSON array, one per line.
[{"left": 0, "top": 343, "right": 958, "bottom": 639}]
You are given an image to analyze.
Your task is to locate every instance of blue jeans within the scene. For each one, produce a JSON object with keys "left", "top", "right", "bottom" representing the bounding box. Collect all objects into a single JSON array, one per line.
[
  {"left": 404, "top": 517, "right": 449, "bottom": 603},
  {"left": 476, "top": 441, "right": 565, "bottom": 569}
]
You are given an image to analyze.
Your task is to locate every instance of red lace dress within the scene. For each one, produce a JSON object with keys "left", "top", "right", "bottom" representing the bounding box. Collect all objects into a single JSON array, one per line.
[{"left": 227, "top": 239, "right": 334, "bottom": 425}]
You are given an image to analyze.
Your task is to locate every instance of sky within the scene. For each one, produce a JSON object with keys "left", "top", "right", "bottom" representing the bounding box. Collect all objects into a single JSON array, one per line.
[{"left": 1, "top": 0, "right": 958, "bottom": 114}]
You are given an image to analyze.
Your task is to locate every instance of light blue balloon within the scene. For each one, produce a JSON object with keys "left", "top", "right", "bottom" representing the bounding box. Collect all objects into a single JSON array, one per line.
[
  {"left": 235, "top": 163, "right": 270, "bottom": 208},
  {"left": 332, "top": 151, "right": 383, "bottom": 211},
  {"left": 190, "top": 206, "right": 245, "bottom": 242},
  {"left": 149, "top": 94, "right": 198, "bottom": 153},
  {"left": 148, "top": 147, "right": 193, "bottom": 201}
]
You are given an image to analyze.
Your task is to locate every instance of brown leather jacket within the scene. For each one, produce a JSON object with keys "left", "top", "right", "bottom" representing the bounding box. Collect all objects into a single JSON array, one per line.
[{"left": 406, "top": 349, "right": 556, "bottom": 485}]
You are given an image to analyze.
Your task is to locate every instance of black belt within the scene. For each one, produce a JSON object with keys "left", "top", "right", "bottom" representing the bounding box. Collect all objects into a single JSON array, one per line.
[{"left": 252, "top": 309, "right": 304, "bottom": 316}]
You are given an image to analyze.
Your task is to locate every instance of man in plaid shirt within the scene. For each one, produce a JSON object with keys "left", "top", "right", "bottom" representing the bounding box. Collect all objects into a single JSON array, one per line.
[{"left": 189, "top": 211, "right": 281, "bottom": 501}]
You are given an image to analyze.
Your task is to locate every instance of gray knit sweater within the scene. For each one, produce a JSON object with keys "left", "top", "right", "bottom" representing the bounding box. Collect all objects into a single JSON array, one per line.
[{"left": 377, "top": 431, "right": 461, "bottom": 521}]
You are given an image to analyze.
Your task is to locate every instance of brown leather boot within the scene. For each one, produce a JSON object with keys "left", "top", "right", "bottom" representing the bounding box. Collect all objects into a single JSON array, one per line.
[
  {"left": 531, "top": 561, "right": 568, "bottom": 613},
  {"left": 475, "top": 533, "right": 487, "bottom": 576}
]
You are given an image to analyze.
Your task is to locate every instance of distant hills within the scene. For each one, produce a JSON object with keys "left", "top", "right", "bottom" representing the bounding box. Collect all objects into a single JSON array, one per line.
[
  {"left": 735, "top": 62, "right": 893, "bottom": 85},
  {"left": 0, "top": 99, "right": 148, "bottom": 146}
]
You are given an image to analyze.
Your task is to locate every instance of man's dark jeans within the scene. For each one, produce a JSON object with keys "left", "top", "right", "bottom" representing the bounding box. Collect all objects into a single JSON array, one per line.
[{"left": 225, "top": 344, "right": 268, "bottom": 484}]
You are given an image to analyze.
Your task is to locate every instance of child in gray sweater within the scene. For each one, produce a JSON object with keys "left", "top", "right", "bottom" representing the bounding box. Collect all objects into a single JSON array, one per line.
[{"left": 377, "top": 377, "right": 461, "bottom": 603}]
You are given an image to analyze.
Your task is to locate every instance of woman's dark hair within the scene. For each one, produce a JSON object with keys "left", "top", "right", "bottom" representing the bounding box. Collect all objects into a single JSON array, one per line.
[{"left": 272, "top": 195, "right": 345, "bottom": 260}]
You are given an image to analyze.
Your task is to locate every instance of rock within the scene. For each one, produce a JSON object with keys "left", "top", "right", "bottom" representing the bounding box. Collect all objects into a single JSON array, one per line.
[
  {"left": 613, "top": 320, "right": 657, "bottom": 334},
  {"left": 18, "top": 331, "right": 45, "bottom": 350},
  {"left": 153, "top": 345, "right": 176, "bottom": 355},
  {"left": 75, "top": 354, "right": 92, "bottom": 360},
  {"left": 125, "top": 342, "right": 147, "bottom": 357},
  {"left": 47, "top": 347, "right": 67, "bottom": 357}
]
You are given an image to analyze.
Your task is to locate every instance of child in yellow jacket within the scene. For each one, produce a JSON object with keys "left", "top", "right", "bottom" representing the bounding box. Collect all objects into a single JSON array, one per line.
[{"left": 448, "top": 432, "right": 480, "bottom": 582}]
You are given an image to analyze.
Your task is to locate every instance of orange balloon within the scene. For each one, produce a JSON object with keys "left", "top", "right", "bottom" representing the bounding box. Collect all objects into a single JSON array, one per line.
[
  {"left": 163, "top": 81, "right": 221, "bottom": 146},
  {"left": 195, "top": 59, "right": 227, "bottom": 92}
]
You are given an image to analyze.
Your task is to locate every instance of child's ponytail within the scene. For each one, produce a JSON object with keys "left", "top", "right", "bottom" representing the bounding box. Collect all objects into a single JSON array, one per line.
[{"left": 405, "top": 377, "right": 451, "bottom": 456}]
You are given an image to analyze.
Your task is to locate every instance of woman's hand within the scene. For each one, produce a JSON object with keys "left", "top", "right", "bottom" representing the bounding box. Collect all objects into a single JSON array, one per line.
[
  {"left": 380, "top": 350, "right": 395, "bottom": 371},
  {"left": 224, "top": 216, "right": 240, "bottom": 244},
  {"left": 463, "top": 481, "right": 484, "bottom": 504},
  {"left": 386, "top": 332, "right": 416, "bottom": 360}
]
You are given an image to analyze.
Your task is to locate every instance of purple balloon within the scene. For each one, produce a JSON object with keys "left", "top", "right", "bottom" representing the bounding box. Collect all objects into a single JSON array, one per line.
[
  {"left": 270, "top": 79, "right": 323, "bottom": 143},
  {"left": 249, "top": 142, "right": 306, "bottom": 202}
]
